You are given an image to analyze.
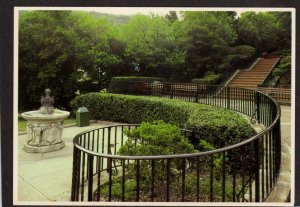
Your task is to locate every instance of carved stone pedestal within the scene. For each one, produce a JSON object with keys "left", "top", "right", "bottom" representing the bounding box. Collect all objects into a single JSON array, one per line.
[{"left": 21, "top": 109, "right": 70, "bottom": 153}]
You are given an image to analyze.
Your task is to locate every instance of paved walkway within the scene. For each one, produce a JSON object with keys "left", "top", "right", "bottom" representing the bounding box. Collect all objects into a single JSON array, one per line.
[
  {"left": 265, "top": 105, "right": 291, "bottom": 202},
  {"left": 17, "top": 106, "right": 291, "bottom": 202},
  {"left": 17, "top": 121, "right": 122, "bottom": 202}
]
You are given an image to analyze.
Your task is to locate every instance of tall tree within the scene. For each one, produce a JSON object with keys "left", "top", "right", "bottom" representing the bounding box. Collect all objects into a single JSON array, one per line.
[
  {"left": 121, "top": 14, "right": 179, "bottom": 78},
  {"left": 236, "top": 12, "right": 284, "bottom": 52},
  {"left": 19, "top": 11, "right": 120, "bottom": 110},
  {"left": 165, "top": 11, "right": 178, "bottom": 23},
  {"left": 178, "top": 11, "right": 238, "bottom": 78}
]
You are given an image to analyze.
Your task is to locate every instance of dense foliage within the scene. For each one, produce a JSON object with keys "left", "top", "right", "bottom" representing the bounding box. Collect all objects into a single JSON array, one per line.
[
  {"left": 70, "top": 93, "right": 255, "bottom": 147},
  {"left": 19, "top": 10, "right": 291, "bottom": 110}
]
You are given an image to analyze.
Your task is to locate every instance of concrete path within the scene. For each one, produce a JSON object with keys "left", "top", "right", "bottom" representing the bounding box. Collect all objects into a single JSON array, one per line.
[
  {"left": 265, "top": 105, "right": 291, "bottom": 202},
  {"left": 17, "top": 106, "right": 291, "bottom": 203},
  {"left": 17, "top": 121, "right": 122, "bottom": 202}
]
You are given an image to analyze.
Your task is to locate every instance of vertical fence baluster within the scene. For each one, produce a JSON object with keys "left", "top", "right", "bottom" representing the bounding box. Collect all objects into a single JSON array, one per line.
[
  {"left": 249, "top": 171, "right": 252, "bottom": 202},
  {"left": 76, "top": 150, "right": 81, "bottom": 201},
  {"left": 81, "top": 152, "right": 86, "bottom": 201},
  {"left": 151, "top": 160, "right": 155, "bottom": 202},
  {"left": 92, "top": 131, "right": 95, "bottom": 151},
  {"left": 222, "top": 152, "right": 226, "bottom": 202},
  {"left": 266, "top": 132, "right": 269, "bottom": 195},
  {"left": 241, "top": 150, "right": 245, "bottom": 202},
  {"left": 256, "top": 93, "right": 261, "bottom": 123},
  {"left": 261, "top": 137, "right": 265, "bottom": 200},
  {"left": 227, "top": 87, "right": 230, "bottom": 109},
  {"left": 182, "top": 158, "right": 186, "bottom": 202},
  {"left": 197, "top": 157, "right": 200, "bottom": 202},
  {"left": 136, "top": 159, "right": 140, "bottom": 202},
  {"left": 166, "top": 159, "right": 171, "bottom": 201},
  {"left": 71, "top": 146, "right": 79, "bottom": 201},
  {"left": 107, "top": 127, "right": 111, "bottom": 171},
  {"left": 96, "top": 130, "right": 99, "bottom": 153},
  {"left": 107, "top": 157, "right": 112, "bottom": 201},
  {"left": 121, "top": 125, "right": 124, "bottom": 146},
  {"left": 255, "top": 138, "right": 260, "bottom": 202},
  {"left": 122, "top": 159, "right": 126, "bottom": 201},
  {"left": 88, "top": 155, "right": 94, "bottom": 201},
  {"left": 232, "top": 151, "right": 236, "bottom": 202},
  {"left": 210, "top": 155, "right": 214, "bottom": 202},
  {"left": 269, "top": 130, "right": 273, "bottom": 189},
  {"left": 114, "top": 126, "right": 117, "bottom": 154},
  {"left": 97, "top": 156, "right": 101, "bottom": 201},
  {"left": 102, "top": 129, "right": 105, "bottom": 154}
]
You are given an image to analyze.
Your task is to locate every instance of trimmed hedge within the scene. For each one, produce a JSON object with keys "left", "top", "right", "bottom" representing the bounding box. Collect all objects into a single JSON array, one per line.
[
  {"left": 70, "top": 93, "right": 255, "bottom": 147},
  {"left": 108, "top": 76, "right": 167, "bottom": 94}
]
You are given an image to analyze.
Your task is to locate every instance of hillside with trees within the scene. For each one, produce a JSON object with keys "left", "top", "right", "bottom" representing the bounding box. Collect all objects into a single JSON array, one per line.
[{"left": 19, "top": 10, "right": 291, "bottom": 110}]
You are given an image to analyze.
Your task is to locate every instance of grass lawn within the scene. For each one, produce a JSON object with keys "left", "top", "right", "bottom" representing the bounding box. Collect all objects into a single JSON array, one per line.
[{"left": 18, "top": 117, "right": 76, "bottom": 132}]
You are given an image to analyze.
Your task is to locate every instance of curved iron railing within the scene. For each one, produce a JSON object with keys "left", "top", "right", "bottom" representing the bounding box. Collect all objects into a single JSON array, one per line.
[{"left": 71, "top": 84, "right": 281, "bottom": 202}]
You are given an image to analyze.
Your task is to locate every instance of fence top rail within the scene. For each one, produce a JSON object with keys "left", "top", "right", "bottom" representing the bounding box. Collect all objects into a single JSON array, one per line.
[{"left": 73, "top": 86, "right": 281, "bottom": 160}]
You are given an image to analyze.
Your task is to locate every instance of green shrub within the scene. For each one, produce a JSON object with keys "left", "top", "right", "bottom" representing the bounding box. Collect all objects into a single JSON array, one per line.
[
  {"left": 233, "top": 45, "right": 256, "bottom": 59},
  {"left": 271, "top": 49, "right": 291, "bottom": 56},
  {"left": 70, "top": 93, "right": 255, "bottom": 148},
  {"left": 118, "top": 121, "right": 196, "bottom": 156},
  {"left": 273, "top": 56, "right": 291, "bottom": 77},
  {"left": 108, "top": 76, "right": 167, "bottom": 94},
  {"left": 191, "top": 72, "right": 220, "bottom": 85},
  {"left": 117, "top": 121, "right": 197, "bottom": 194}
]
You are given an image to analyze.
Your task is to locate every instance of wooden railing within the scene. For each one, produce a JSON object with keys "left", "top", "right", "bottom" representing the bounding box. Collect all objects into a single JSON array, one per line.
[{"left": 257, "top": 86, "right": 291, "bottom": 104}]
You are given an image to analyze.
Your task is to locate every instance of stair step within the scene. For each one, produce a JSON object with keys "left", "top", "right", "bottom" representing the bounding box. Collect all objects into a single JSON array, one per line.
[
  {"left": 230, "top": 81, "right": 263, "bottom": 85},
  {"left": 236, "top": 73, "right": 269, "bottom": 75},
  {"left": 229, "top": 84, "right": 259, "bottom": 87},
  {"left": 233, "top": 76, "right": 267, "bottom": 79},
  {"left": 227, "top": 57, "right": 279, "bottom": 88},
  {"left": 246, "top": 71, "right": 272, "bottom": 74},
  {"left": 234, "top": 76, "right": 268, "bottom": 79}
]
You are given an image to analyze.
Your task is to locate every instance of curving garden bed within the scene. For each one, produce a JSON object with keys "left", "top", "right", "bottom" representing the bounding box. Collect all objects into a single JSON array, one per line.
[{"left": 70, "top": 84, "right": 281, "bottom": 203}]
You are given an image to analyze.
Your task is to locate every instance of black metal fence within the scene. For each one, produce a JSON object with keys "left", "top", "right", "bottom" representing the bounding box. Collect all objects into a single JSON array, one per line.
[{"left": 71, "top": 83, "right": 281, "bottom": 202}]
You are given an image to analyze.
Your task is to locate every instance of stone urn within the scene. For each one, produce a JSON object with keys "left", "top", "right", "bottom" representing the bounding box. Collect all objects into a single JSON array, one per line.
[{"left": 21, "top": 89, "right": 70, "bottom": 153}]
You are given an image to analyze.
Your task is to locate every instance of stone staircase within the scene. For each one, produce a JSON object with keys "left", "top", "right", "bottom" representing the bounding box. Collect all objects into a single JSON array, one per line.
[{"left": 228, "top": 57, "right": 280, "bottom": 89}]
